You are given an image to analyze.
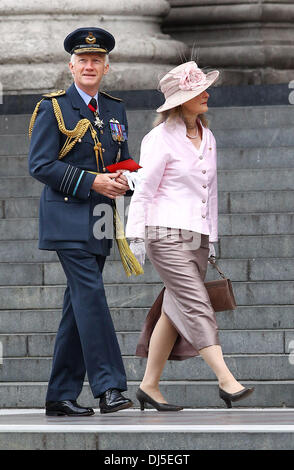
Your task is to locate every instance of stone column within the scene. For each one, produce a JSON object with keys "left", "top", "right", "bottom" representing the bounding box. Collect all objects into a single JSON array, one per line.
[
  {"left": 0, "top": 0, "right": 188, "bottom": 94},
  {"left": 163, "top": 0, "right": 294, "bottom": 85}
]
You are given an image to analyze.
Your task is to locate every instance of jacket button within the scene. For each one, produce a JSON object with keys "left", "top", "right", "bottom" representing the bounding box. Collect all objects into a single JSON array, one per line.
[
  {"left": 64, "top": 197, "right": 68, "bottom": 202},
  {"left": 203, "top": 184, "right": 207, "bottom": 188},
  {"left": 199, "top": 155, "right": 203, "bottom": 159},
  {"left": 102, "top": 148, "right": 105, "bottom": 152},
  {"left": 202, "top": 199, "right": 206, "bottom": 203},
  {"left": 202, "top": 215, "right": 206, "bottom": 218},
  {"left": 202, "top": 170, "right": 206, "bottom": 174}
]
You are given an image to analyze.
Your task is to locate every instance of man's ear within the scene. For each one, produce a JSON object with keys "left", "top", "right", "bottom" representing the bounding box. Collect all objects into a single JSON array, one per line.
[
  {"left": 69, "top": 62, "right": 75, "bottom": 76},
  {"left": 103, "top": 64, "right": 109, "bottom": 76}
]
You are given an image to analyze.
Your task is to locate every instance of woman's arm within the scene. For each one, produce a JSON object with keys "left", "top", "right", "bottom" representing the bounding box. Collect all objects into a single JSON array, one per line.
[
  {"left": 125, "top": 129, "right": 168, "bottom": 239},
  {"left": 208, "top": 134, "right": 218, "bottom": 243}
]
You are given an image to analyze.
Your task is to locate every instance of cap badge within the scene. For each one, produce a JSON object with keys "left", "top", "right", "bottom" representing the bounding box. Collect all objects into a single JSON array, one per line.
[{"left": 86, "top": 32, "right": 96, "bottom": 44}]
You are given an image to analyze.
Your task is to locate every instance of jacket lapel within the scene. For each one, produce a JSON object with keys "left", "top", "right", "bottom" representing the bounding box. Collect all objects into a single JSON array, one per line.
[
  {"left": 98, "top": 92, "right": 113, "bottom": 132},
  {"left": 67, "top": 83, "right": 95, "bottom": 122}
]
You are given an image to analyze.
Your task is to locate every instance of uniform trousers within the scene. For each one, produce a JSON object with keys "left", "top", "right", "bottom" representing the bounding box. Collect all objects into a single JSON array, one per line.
[{"left": 46, "top": 248, "right": 127, "bottom": 401}]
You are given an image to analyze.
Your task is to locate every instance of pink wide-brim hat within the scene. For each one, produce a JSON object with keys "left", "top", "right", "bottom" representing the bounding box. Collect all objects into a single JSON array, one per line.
[{"left": 156, "top": 61, "right": 220, "bottom": 113}]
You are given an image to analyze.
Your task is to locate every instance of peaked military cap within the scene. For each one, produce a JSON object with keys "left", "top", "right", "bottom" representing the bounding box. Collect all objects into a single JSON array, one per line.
[{"left": 64, "top": 27, "right": 115, "bottom": 55}]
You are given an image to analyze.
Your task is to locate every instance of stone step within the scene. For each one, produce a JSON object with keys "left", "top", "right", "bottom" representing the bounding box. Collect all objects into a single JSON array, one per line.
[
  {"left": 216, "top": 147, "right": 294, "bottom": 170},
  {"left": 207, "top": 105, "right": 294, "bottom": 129},
  {"left": 213, "top": 128, "right": 294, "bottom": 148},
  {"left": 0, "top": 381, "right": 293, "bottom": 409},
  {"left": 1, "top": 190, "right": 293, "bottom": 219},
  {"left": 1, "top": 169, "right": 293, "bottom": 200},
  {"left": 0, "top": 240, "right": 58, "bottom": 262},
  {"left": 1, "top": 212, "right": 293, "bottom": 241},
  {"left": 220, "top": 190, "right": 294, "bottom": 214},
  {"left": 0, "top": 257, "right": 294, "bottom": 287},
  {"left": 0, "top": 330, "right": 292, "bottom": 357},
  {"left": 0, "top": 281, "right": 293, "bottom": 310},
  {"left": 1, "top": 107, "right": 293, "bottom": 136},
  {"left": 0, "top": 355, "right": 292, "bottom": 381},
  {"left": 2, "top": 127, "right": 294, "bottom": 157},
  {"left": 0, "top": 156, "right": 29, "bottom": 177},
  {"left": 1, "top": 408, "right": 294, "bottom": 450},
  {"left": 218, "top": 169, "right": 294, "bottom": 191},
  {"left": 1, "top": 147, "right": 294, "bottom": 177},
  {"left": 1, "top": 305, "right": 293, "bottom": 334},
  {"left": 0, "top": 177, "right": 43, "bottom": 198},
  {"left": 220, "top": 234, "right": 294, "bottom": 258},
  {"left": 0, "top": 234, "right": 293, "bottom": 263}
]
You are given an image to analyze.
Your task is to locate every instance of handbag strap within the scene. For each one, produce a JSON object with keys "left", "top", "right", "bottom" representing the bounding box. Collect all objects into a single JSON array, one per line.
[{"left": 208, "top": 257, "right": 226, "bottom": 279}]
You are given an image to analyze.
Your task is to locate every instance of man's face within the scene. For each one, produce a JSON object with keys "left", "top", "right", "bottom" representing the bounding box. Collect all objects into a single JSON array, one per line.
[{"left": 69, "top": 53, "right": 109, "bottom": 92}]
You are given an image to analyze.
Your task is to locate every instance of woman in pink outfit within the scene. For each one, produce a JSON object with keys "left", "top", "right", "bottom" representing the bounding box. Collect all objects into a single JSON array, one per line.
[{"left": 125, "top": 62, "right": 254, "bottom": 411}]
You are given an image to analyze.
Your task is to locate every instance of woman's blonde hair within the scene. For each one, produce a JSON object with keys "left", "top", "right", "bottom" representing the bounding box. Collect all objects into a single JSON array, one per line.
[{"left": 153, "top": 106, "right": 209, "bottom": 128}]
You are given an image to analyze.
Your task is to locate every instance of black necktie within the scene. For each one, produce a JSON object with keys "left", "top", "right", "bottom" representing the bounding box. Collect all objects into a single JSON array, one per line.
[{"left": 88, "top": 97, "right": 97, "bottom": 112}]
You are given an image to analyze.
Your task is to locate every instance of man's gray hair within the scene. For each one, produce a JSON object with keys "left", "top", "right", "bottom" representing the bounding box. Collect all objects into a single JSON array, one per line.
[{"left": 70, "top": 53, "right": 109, "bottom": 66}]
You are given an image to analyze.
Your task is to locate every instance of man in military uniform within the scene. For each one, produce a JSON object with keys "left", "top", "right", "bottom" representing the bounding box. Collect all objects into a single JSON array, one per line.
[{"left": 28, "top": 27, "right": 134, "bottom": 415}]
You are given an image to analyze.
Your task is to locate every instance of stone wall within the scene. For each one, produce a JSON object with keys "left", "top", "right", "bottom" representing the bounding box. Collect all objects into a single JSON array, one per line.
[
  {"left": 163, "top": 0, "right": 294, "bottom": 85},
  {"left": 0, "top": 0, "right": 188, "bottom": 94}
]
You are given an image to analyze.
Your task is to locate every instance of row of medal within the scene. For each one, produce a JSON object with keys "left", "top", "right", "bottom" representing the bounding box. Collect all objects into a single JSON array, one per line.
[{"left": 94, "top": 114, "right": 127, "bottom": 143}]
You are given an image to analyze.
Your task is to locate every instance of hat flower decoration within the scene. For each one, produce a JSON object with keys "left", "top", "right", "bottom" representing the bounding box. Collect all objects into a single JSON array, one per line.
[{"left": 177, "top": 63, "right": 208, "bottom": 90}]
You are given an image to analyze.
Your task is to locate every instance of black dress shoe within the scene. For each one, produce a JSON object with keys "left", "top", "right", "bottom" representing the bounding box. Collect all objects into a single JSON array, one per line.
[
  {"left": 219, "top": 386, "right": 255, "bottom": 408},
  {"left": 45, "top": 400, "right": 95, "bottom": 417},
  {"left": 99, "top": 388, "right": 133, "bottom": 414},
  {"left": 136, "top": 388, "right": 183, "bottom": 412}
]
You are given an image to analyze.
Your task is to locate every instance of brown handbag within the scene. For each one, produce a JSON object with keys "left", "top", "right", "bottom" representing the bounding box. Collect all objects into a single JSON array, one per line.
[{"left": 204, "top": 258, "right": 237, "bottom": 312}]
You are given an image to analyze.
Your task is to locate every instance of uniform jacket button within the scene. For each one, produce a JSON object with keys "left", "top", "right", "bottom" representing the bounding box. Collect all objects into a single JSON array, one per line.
[
  {"left": 202, "top": 170, "right": 206, "bottom": 174},
  {"left": 64, "top": 197, "right": 69, "bottom": 202}
]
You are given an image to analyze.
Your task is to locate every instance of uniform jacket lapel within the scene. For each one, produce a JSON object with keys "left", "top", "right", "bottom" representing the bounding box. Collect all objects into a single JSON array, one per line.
[
  {"left": 98, "top": 92, "right": 113, "bottom": 131},
  {"left": 67, "top": 83, "right": 95, "bottom": 122}
]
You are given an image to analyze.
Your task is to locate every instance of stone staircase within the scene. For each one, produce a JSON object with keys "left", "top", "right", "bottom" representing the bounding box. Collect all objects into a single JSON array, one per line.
[{"left": 0, "top": 105, "right": 294, "bottom": 410}]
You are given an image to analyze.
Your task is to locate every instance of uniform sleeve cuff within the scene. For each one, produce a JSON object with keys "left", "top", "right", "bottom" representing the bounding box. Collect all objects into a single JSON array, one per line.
[
  {"left": 75, "top": 171, "right": 96, "bottom": 199},
  {"left": 59, "top": 165, "right": 96, "bottom": 199}
]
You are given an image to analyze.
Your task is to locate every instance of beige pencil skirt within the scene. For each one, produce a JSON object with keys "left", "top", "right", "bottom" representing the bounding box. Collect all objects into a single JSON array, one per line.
[{"left": 136, "top": 226, "right": 220, "bottom": 361}]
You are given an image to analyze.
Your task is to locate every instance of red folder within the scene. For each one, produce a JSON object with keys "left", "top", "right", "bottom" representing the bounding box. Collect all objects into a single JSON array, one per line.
[{"left": 106, "top": 158, "right": 142, "bottom": 173}]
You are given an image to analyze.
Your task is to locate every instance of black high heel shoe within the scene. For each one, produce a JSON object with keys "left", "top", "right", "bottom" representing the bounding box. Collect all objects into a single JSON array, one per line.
[
  {"left": 219, "top": 386, "right": 255, "bottom": 408},
  {"left": 136, "top": 388, "right": 183, "bottom": 412}
]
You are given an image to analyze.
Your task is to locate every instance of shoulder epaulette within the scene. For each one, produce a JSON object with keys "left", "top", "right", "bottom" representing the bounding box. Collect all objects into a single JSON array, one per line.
[
  {"left": 29, "top": 90, "right": 65, "bottom": 137},
  {"left": 100, "top": 91, "right": 123, "bottom": 102},
  {"left": 42, "top": 90, "right": 66, "bottom": 99}
]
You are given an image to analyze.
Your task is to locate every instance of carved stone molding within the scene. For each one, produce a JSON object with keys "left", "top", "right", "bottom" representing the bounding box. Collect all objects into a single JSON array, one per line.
[
  {"left": 163, "top": 0, "right": 294, "bottom": 85},
  {"left": 1, "top": 0, "right": 188, "bottom": 94}
]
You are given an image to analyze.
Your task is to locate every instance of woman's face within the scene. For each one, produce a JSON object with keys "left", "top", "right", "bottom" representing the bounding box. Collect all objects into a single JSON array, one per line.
[{"left": 181, "top": 90, "right": 210, "bottom": 115}]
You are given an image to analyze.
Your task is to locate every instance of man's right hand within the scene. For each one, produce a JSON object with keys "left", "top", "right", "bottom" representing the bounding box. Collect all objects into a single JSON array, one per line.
[{"left": 91, "top": 172, "right": 129, "bottom": 199}]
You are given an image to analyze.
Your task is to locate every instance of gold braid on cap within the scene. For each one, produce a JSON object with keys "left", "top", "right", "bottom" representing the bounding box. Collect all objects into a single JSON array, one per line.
[{"left": 29, "top": 95, "right": 105, "bottom": 171}]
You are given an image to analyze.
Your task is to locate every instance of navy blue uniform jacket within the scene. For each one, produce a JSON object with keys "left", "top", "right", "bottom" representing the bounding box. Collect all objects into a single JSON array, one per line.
[{"left": 28, "top": 83, "right": 131, "bottom": 253}]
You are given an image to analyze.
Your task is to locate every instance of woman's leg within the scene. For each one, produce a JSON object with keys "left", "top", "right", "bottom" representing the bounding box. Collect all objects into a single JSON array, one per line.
[
  {"left": 199, "top": 345, "right": 244, "bottom": 393},
  {"left": 140, "top": 311, "right": 178, "bottom": 403}
]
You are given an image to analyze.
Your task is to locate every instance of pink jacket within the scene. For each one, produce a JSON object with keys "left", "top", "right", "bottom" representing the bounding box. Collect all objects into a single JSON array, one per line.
[{"left": 125, "top": 118, "right": 218, "bottom": 242}]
